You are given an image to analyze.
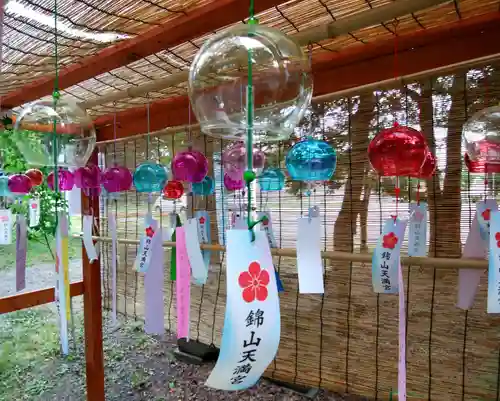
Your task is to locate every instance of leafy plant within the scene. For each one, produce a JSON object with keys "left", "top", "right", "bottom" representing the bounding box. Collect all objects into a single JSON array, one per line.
[{"left": 0, "top": 116, "right": 67, "bottom": 241}]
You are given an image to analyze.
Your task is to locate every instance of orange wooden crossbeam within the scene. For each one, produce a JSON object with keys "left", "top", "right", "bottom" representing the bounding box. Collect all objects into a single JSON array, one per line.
[
  {"left": 0, "top": 281, "right": 84, "bottom": 315},
  {"left": 0, "top": 0, "right": 288, "bottom": 110},
  {"left": 95, "top": 11, "right": 500, "bottom": 141}
]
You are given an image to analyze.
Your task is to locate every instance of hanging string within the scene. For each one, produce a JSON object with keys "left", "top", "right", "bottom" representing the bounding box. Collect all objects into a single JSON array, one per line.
[
  {"left": 484, "top": 71, "right": 490, "bottom": 196},
  {"left": 242, "top": 0, "right": 263, "bottom": 241},
  {"left": 52, "top": 0, "right": 60, "bottom": 211},
  {"left": 146, "top": 94, "right": 151, "bottom": 159},
  {"left": 113, "top": 102, "right": 117, "bottom": 165},
  {"left": 393, "top": 18, "right": 400, "bottom": 221},
  {"left": 188, "top": 99, "right": 192, "bottom": 149},
  {"left": 306, "top": 42, "right": 314, "bottom": 206}
]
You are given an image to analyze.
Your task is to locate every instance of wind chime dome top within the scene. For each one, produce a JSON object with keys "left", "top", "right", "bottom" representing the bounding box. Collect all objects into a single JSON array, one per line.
[
  {"left": 188, "top": 23, "right": 312, "bottom": 143},
  {"left": 13, "top": 98, "right": 96, "bottom": 168},
  {"left": 463, "top": 105, "right": 500, "bottom": 164}
]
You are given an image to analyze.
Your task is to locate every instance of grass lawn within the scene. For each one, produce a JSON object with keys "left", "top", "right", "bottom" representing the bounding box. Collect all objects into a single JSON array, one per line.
[{"left": 0, "top": 215, "right": 82, "bottom": 271}]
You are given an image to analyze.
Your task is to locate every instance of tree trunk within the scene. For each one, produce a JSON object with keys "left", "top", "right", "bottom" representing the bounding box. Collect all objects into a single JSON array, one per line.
[
  {"left": 440, "top": 75, "right": 464, "bottom": 258},
  {"left": 359, "top": 181, "right": 371, "bottom": 252},
  {"left": 418, "top": 81, "right": 440, "bottom": 256}
]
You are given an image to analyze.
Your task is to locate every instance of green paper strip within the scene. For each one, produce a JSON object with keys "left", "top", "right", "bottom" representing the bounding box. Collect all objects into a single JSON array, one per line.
[{"left": 170, "top": 214, "right": 182, "bottom": 281}]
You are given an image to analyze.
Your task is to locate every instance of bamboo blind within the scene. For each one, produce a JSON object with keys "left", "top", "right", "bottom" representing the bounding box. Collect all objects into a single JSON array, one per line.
[{"left": 98, "top": 60, "right": 500, "bottom": 401}]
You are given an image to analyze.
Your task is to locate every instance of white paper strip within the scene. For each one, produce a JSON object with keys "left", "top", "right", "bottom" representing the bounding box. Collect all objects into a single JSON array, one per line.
[
  {"left": 296, "top": 216, "right": 324, "bottom": 294},
  {"left": 0, "top": 209, "right": 12, "bottom": 245},
  {"left": 185, "top": 218, "right": 208, "bottom": 285},
  {"left": 457, "top": 212, "right": 487, "bottom": 310},
  {"left": 108, "top": 213, "right": 118, "bottom": 324},
  {"left": 29, "top": 198, "right": 40, "bottom": 228},
  {"left": 206, "top": 230, "right": 281, "bottom": 390},
  {"left": 68, "top": 187, "right": 82, "bottom": 216},
  {"left": 83, "top": 215, "right": 98, "bottom": 262},
  {"left": 56, "top": 213, "right": 70, "bottom": 355}
]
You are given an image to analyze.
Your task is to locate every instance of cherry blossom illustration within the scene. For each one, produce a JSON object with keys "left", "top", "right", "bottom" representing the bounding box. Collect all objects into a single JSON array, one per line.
[
  {"left": 482, "top": 208, "right": 491, "bottom": 221},
  {"left": 382, "top": 232, "right": 398, "bottom": 249},
  {"left": 238, "top": 261, "right": 270, "bottom": 303}
]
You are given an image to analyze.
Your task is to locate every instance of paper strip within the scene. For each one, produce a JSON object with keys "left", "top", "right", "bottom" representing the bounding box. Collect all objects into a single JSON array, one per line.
[
  {"left": 68, "top": 187, "right": 82, "bottom": 216},
  {"left": 477, "top": 199, "right": 497, "bottom": 241},
  {"left": 108, "top": 213, "right": 118, "bottom": 323},
  {"left": 257, "top": 211, "right": 277, "bottom": 248},
  {"left": 15, "top": 215, "right": 27, "bottom": 292},
  {"left": 56, "top": 213, "right": 70, "bottom": 355},
  {"left": 457, "top": 212, "right": 487, "bottom": 309},
  {"left": 29, "top": 198, "right": 40, "bottom": 228},
  {"left": 185, "top": 218, "right": 208, "bottom": 285},
  {"left": 297, "top": 216, "right": 324, "bottom": 294},
  {"left": 170, "top": 213, "right": 182, "bottom": 281},
  {"left": 176, "top": 227, "right": 191, "bottom": 340},
  {"left": 275, "top": 269, "right": 284, "bottom": 292},
  {"left": 488, "top": 211, "right": 500, "bottom": 313},
  {"left": 206, "top": 230, "right": 281, "bottom": 390},
  {"left": 0, "top": 209, "right": 12, "bottom": 245},
  {"left": 195, "top": 210, "right": 211, "bottom": 269},
  {"left": 398, "top": 262, "right": 406, "bottom": 401},
  {"left": 134, "top": 214, "right": 158, "bottom": 273},
  {"left": 144, "top": 225, "right": 165, "bottom": 334},
  {"left": 408, "top": 202, "right": 427, "bottom": 257},
  {"left": 231, "top": 212, "right": 247, "bottom": 229},
  {"left": 372, "top": 218, "right": 407, "bottom": 294},
  {"left": 83, "top": 215, "right": 98, "bottom": 262}
]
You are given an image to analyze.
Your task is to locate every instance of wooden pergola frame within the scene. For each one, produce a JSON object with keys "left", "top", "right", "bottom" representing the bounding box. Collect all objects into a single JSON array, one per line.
[{"left": 0, "top": 3, "right": 499, "bottom": 401}]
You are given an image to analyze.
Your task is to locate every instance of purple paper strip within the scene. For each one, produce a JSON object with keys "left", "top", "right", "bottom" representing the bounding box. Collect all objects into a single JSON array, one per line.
[
  {"left": 16, "top": 215, "right": 27, "bottom": 292},
  {"left": 457, "top": 213, "right": 486, "bottom": 310},
  {"left": 144, "top": 223, "right": 164, "bottom": 335}
]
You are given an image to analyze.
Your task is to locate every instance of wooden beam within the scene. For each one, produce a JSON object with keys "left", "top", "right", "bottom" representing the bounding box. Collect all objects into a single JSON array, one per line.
[
  {"left": 95, "top": 11, "right": 500, "bottom": 141},
  {"left": 82, "top": 151, "right": 105, "bottom": 401},
  {"left": 0, "top": 0, "right": 287, "bottom": 110},
  {"left": 82, "top": 0, "right": 450, "bottom": 110},
  {"left": 0, "top": 281, "right": 84, "bottom": 315}
]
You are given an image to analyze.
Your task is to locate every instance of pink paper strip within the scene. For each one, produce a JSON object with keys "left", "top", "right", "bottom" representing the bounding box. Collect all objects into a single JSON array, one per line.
[
  {"left": 109, "top": 213, "right": 117, "bottom": 324},
  {"left": 457, "top": 214, "right": 486, "bottom": 309},
  {"left": 144, "top": 225, "right": 164, "bottom": 335},
  {"left": 398, "top": 262, "right": 406, "bottom": 401},
  {"left": 176, "top": 227, "right": 190, "bottom": 340}
]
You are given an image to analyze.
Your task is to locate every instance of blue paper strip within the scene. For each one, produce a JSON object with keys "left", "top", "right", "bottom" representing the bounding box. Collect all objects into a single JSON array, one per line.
[
  {"left": 372, "top": 217, "right": 407, "bottom": 294},
  {"left": 408, "top": 202, "right": 427, "bottom": 257},
  {"left": 488, "top": 210, "right": 500, "bottom": 313}
]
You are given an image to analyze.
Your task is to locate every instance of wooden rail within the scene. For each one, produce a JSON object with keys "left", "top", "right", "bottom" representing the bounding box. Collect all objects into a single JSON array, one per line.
[
  {"left": 0, "top": 281, "right": 84, "bottom": 315},
  {"left": 75, "top": 234, "right": 488, "bottom": 270}
]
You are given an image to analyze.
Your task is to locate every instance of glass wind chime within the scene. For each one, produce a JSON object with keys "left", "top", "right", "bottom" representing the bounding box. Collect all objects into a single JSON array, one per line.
[
  {"left": 460, "top": 103, "right": 500, "bottom": 314},
  {"left": 187, "top": 0, "right": 315, "bottom": 391}
]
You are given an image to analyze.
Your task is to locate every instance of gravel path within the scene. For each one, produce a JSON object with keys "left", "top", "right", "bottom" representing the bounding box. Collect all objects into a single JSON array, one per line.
[
  {"left": 0, "top": 261, "right": 367, "bottom": 400},
  {"left": 0, "top": 258, "right": 83, "bottom": 298}
]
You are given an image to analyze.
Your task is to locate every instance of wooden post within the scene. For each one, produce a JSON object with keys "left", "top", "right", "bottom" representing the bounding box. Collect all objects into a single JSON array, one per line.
[{"left": 82, "top": 153, "right": 105, "bottom": 401}]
